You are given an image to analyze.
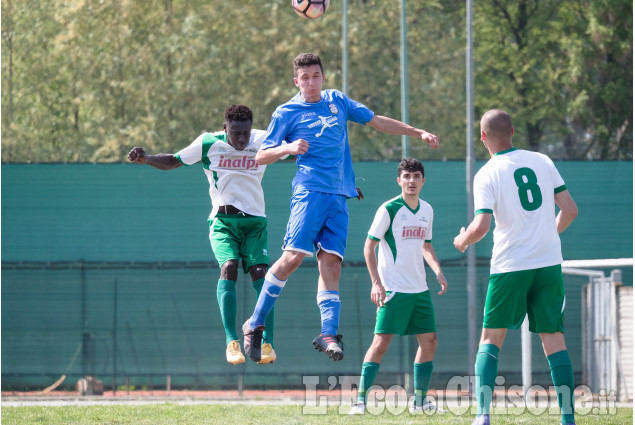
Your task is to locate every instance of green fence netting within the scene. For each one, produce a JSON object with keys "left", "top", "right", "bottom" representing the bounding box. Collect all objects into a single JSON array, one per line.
[{"left": 1, "top": 161, "right": 632, "bottom": 390}]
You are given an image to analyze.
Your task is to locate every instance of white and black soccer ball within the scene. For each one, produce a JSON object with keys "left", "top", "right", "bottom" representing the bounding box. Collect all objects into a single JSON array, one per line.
[{"left": 292, "top": 0, "right": 330, "bottom": 19}]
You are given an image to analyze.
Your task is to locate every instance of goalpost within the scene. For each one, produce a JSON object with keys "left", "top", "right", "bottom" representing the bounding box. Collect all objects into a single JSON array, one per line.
[{"left": 521, "top": 258, "right": 633, "bottom": 400}]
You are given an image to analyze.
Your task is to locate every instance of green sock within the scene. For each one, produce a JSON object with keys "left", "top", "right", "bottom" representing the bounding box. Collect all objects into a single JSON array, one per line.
[
  {"left": 252, "top": 278, "right": 275, "bottom": 347},
  {"left": 216, "top": 280, "right": 238, "bottom": 345},
  {"left": 413, "top": 361, "right": 433, "bottom": 406},
  {"left": 475, "top": 344, "right": 499, "bottom": 415},
  {"left": 357, "top": 362, "right": 380, "bottom": 403},
  {"left": 548, "top": 350, "right": 575, "bottom": 425}
]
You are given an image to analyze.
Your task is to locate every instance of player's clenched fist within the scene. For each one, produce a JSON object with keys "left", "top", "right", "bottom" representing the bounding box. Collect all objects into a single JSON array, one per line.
[
  {"left": 287, "top": 139, "right": 309, "bottom": 156},
  {"left": 420, "top": 131, "right": 439, "bottom": 149},
  {"left": 128, "top": 147, "right": 148, "bottom": 164}
]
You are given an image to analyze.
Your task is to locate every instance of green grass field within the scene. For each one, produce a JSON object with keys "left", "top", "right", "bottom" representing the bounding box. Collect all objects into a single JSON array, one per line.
[{"left": 1, "top": 404, "right": 632, "bottom": 425}]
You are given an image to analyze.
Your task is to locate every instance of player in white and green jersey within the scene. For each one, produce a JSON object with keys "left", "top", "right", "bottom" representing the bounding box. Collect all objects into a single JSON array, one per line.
[
  {"left": 350, "top": 158, "right": 448, "bottom": 416},
  {"left": 175, "top": 128, "right": 266, "bottom": 219},
  {"left": 454, "top": 109, "right": 579, "bottom": 425},
  {"left": 128, "top": 105, "right": 277, "bottom": 366}
]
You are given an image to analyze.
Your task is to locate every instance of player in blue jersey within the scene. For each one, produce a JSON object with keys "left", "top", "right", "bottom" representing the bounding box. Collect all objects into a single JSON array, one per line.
[{"left": 242, "top": 53, "right": 440, "bottom": 363}]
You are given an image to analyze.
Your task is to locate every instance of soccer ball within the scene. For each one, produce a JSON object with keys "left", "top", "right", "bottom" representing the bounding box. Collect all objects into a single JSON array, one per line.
[{"left": 292, "top": 0, "right": 330, "bottom": 19}]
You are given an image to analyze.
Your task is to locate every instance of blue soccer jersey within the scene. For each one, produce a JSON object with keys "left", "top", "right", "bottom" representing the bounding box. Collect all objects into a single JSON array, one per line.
[{"left": 261, "top": 89, "right": 374, "bottom": 198}]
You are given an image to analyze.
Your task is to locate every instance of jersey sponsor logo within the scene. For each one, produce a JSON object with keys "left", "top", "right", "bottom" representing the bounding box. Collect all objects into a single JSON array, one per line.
[
  {"left": 217, "top": 155, "right": 259, "bottom": 171},
  {"left": 328, "top": 103, "right": 338, "bottom": 114},
  {"left": 301, "top": 112, "right": 317, "bottom": 120},
  {"left": 402, "top": 226, "right": 426, "bottom": 240},
  {"left": 307, "top": 115, "right": 339, "bottom": 137}
]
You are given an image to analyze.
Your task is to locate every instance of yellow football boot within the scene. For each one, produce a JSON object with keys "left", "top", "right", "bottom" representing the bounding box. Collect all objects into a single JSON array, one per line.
[
  {"left": 226, "top": 340, "right": 245, "bottom": 365},
  {"left": 257, "top": 343, "right": 277, "bottom": 364}
]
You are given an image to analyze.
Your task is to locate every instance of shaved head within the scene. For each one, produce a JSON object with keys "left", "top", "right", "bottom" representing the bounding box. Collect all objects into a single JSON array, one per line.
[{"left": 481, "top": 109, "right": 513, "bottom": 141}]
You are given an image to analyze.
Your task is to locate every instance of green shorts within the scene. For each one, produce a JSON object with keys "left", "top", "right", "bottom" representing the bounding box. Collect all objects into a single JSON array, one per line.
[
  {"left": 374, "top": 291, "right": 436, "bottom": 336},
  {"left": 483, "top": 264, "right": 565, "bottom": 333},
  {"left": 208, "top": 213, "right": 269, "bottom": 273}
]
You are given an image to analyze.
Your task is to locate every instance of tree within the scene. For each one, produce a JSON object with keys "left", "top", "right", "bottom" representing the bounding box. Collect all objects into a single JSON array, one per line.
[
  {"left": 558, "top": 0, "right": 632, "bottom": 159},
  {"left": 473, "top": 0, "right": 632, "bottom": 159},
  {"left": 474, "top": 0, "right": 567, "bottom": 154},
  {"left": 1, "top": 0, "right": 631, "bottom": 162}
]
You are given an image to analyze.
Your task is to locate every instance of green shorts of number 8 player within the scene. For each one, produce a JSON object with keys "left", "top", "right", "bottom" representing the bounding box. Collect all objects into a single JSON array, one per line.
[{"left": 483, "top": 264, "right": 565, "bottom": 333}]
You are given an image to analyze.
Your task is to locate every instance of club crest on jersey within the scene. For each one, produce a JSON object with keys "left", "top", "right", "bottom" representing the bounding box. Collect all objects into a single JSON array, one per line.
[
  {"left": 329, "top": 104, "right": 338, "bottom": 114},
  {"left": 402, "top": 226, "right": 426, "bottom": 240}
]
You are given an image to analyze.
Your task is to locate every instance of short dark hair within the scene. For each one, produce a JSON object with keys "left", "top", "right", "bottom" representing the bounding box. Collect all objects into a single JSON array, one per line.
[
  {"left": 397, "top": 158, "right": 424, "bottom": 178},
  {"left": 224, "top": 104, "right": 253, "bottom": 123},
  {"left": 293, "top": 53, "right": 323, "bottom": 76}
]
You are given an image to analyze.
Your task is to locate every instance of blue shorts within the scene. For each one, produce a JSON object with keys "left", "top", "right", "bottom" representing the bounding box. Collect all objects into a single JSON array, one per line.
[{"left": 282, "top": 190, "right": 349, "bottom": 259}]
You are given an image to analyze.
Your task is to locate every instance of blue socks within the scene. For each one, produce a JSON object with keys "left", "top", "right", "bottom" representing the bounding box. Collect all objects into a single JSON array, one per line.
[
  {"left": 249, "top": 271, "right": 285, "bottom": 329},
  {"left": 249, "top": 276, "right": 341, "bottom": 338},
  {"left": 252, "top": 277, "right": 275, "bottom": 346},
  {"left": 317, "top": 290, "right": 341, "bottom": 335}
]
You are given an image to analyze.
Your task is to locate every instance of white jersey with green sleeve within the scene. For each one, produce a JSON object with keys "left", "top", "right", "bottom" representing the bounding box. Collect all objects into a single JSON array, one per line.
[
  {"left": 175, "top": 130, "right": 267, "bottom": 218},
  {"left": 474, "top": 148, "right": 567, "bottom": 274},
  {"left": 367, "top": 196, "right": 434, "bottom": 293}
]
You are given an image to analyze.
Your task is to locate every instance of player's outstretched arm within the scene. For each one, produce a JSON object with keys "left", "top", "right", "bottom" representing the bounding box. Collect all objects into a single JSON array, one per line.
[
  {"left": 255, "top": 139, "right": 309, "bottom": 165},
  {"left": 366, "top": 115, "right": 439, "bottom": 149},
  {"left": 363, "top": 238, "right": 386, "bottom": 307},
  {"left": 453, "top": 212, "right": 492, "bottom": 253},
  {"left": 422, "top": 242, "right": 448, "bottom": 295},
  {"left": 128, "top": 147, "right": 182, "bottom": 170},
  {"left": 555, "top": 190, "right": 578, "bottom": 234}
]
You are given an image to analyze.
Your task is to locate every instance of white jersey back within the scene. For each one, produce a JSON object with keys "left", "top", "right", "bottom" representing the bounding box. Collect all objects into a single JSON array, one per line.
[
  {"left": 474, "top": 148, "right": 566, "bottom": 274},
  {"left": 368, "top": 196, "right": 433, "bottom": 293},
  {"left": 176, "top": 130, "right": 267, "bottom": 218}
]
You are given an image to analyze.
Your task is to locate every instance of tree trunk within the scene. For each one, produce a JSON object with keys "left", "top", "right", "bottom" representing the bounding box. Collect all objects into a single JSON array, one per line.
[{"left": 526, "top": 121, "right": 542, "bottom": 151}]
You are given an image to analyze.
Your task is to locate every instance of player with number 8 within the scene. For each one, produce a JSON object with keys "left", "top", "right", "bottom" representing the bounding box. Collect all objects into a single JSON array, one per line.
[{"left": 453, "top": 109, "right": 579, "bottom": 425}]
